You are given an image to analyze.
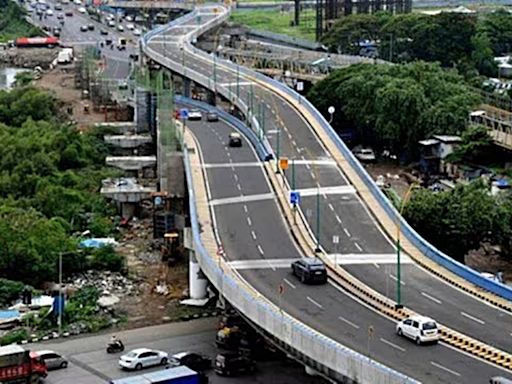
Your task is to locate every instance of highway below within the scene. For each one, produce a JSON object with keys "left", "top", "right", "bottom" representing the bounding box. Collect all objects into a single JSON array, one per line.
[
  {"left": 145, "top": 9, "right": 512, "bottom": 359},
  {"left": 26, "top": 0, "right": 135, "bottom": 80},
  {"left": 33, "top": 318, "right": 326, "bottom": 384},
  {"left": 183, "top": 110, "right": 511, "bottom": 383}
]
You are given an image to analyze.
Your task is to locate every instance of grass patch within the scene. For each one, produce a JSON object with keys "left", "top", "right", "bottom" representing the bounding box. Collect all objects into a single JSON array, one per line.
[
  {"left": 0, "top": 0, "right": 42, "bottom": 42},
  {"left": 230, "top": 9, "right": 316, "bottom": 41}
]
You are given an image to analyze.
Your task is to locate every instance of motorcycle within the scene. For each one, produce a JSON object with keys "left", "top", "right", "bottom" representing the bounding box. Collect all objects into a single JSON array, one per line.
[{"left": 106, "top": 340, "right": 124, "bottom": 354}]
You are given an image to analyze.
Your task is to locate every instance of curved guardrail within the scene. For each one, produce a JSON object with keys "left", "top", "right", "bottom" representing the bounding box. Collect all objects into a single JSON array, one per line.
[{"left": 170, "top": 13, "right": 512, "bottom": 302}]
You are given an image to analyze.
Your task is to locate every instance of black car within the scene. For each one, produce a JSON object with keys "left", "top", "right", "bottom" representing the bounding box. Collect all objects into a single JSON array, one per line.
[
  {"left": 214, "top": 353, "right": 255, "bottom": 376},
  {"left": 228, "top": 132, "right": 242, "bottom": 147},
  {"left": 100, "top": 29, "right": 108, "bottom": 35},
  {"left": 88, "top": 24, "right": 94, "bottom": 31},
  {"left": 206, "top": 112, "right": 218, "bottom": 122},
  {"left": 168, "top": 352, "right": 211, "bottom": 372},
  {"left": 291, "top": 258, "right": 327, "bottom": 284},
  {"left": 54, "top": 4, "right": 62, "bottom": 10},
  {"left": 80, "top": 25, "right": 88, "bottom": 32}
]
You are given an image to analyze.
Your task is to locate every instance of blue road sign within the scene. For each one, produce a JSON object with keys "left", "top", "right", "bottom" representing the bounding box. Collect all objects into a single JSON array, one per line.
[
  {"left": 180, "top": 108, "right": 189, "bottom": 120},
  {"left": 290, "top": 191, "right": 301, "bottom": 205}
]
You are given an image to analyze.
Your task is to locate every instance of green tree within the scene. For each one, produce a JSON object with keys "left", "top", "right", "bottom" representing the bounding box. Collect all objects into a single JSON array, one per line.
[
  {"left": 477, "top": 9, "right": 512, "bottom": 55},
  {"left": 403, "top": 181, "right": 500, "bottom": 262},
  {"left": 447, "top": 124, "right": 494, "bottom": 164},
  {"left": 308, "top": 62, "right": 480, "bottom": 158},
  {"left": 471, "top": 32, "right": 497, "bottom": 77}
]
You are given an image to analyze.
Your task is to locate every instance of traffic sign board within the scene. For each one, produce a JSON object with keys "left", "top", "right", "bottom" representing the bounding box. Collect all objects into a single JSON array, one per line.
[
  {"left": 290, "top": 191, "right": 301, "bottom": 205},
  {"left": 179, "top": 108, "right": 189, "bottom": 120}
]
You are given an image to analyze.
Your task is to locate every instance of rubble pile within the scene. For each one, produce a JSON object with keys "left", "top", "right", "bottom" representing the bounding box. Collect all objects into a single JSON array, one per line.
[
  {"left": 0, "top": 48, "right": 57, "bottom": 69},
  {"left": 67, "top": 270, "right": 141, "bottom": 297}
]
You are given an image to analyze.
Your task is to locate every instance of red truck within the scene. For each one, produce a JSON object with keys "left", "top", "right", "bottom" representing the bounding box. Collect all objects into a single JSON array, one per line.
[
  {"left": 15, "top": 37, "right": 60, "bottom": 48},
  {"left": 0, "top": 345, "right": 47, "bottom": 384}
]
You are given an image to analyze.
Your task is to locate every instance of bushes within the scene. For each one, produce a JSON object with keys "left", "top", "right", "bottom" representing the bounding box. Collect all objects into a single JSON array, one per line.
[
  {"left": 0, "top": 329, "right": 28, "bottom": 346},
  {"left": 0, "top": 278, "right": 25, "bottom": 306},
  {"left": 88, "top": 246, "right": 124, "bottom": 272}
]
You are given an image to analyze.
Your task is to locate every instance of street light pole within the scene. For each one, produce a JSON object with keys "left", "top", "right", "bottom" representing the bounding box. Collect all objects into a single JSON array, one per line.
[
  {"left": 275, "top": 125, "right": 281, "bottom": 174},
  {"left": 58, "top": 252, "right": 62, "bottom": 335},
  {"left": 395, "top": 183, "right": 416, "bottom": 309},
  {"left": 315, "top": 188, "right": 321, "bottom": 252},
  {"left": 236, "top": 64, "right": 240, "bottom": 99}
]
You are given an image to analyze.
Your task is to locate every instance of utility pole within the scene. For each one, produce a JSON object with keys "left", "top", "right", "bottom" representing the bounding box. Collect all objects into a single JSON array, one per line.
[
  {"left": 275, "top": 125, "right": 281, "bottom": 174},
  {"left": 58, "top": 252, "right": 63, "bottom": 336},
  {"left": 315, "top": 189, "right": 321, "bottom": 252}
]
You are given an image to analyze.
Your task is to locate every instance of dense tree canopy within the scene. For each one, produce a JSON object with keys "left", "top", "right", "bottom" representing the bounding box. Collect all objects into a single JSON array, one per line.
[
  {"left": 403, "top": 181, "right": 512, "bottom": 262},
  {"left": 0, "top": 87, "right": 121, "bottom": 287},
  {"left": 308, "top": 62, "right": 480, "bottom": 158},
  {"left": 321, "top": 10, "right": 512, "bottom": 76}
]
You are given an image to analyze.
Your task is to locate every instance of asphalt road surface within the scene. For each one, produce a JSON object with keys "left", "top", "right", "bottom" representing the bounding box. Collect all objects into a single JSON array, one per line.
[
  {"left": 35, "top": 318, "right": 327, "bottom": 384},
  {"left": 26, "top": 0, "right": 135, "bottom": 80},
  {"left": 182, "top": 112, "right": 512, "bottom": 383}
]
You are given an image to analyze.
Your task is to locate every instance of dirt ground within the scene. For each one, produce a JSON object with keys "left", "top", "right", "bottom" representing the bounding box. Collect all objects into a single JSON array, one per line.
[
  {"left": 35, "top": 67, "right": 107, "bottom": 130},
  {"left": 363, "top": 161, "right": 412, "bottom": 199},
  {"left": 115, "top": 218, "right": 192, "bottom": 329}
]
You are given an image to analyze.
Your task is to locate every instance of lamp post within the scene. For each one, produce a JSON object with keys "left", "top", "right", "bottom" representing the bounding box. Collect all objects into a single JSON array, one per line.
[
  {"left": 315, "top": 188, "right": 321, "bottom": 252},
  {"left": 58, "top": 252, "right": 62, "bottom": 336},
  {"left": 395, "top": 183, "right": 416, "bottom": 309},
  {"left": 275, "top": 125, "right": 281, "bottom": 174},
  {"left": 328, "top": 105, "right": 335, "bottom": 124}
]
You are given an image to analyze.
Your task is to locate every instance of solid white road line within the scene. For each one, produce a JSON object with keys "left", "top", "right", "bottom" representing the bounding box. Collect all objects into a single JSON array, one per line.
[
  {"left": 283, "top": 278, "right": 296, "bottom": 289},
  {"left": 380, "top": 338, "right": 406, "bottom": 352},
  {"left": 307, "top": 296, "right": 323, "bottom": 309},
  {"left": 324, "top": 254, "right": 412, "bottom": 265},
  {"left": 227, "top": 259, "right": 295, "bottom": 270},
  {"left": 290, "top": 159, "right": 337, "bottom": 166},
  {"left": 294, "top": 185, "right": 356, "bottom": 197},
  {"left": 203, "top": 162, "right": 261, "bottom": 168},
  {"left": 421, "top": 292, "right": 442, "bottom": 304},
  {"left": 338, "top": 315, "right": 360, "bottom": 329},
  {"left": 461, "top": 311, "right": 485, "bottom": 325},
  {"left": 430, "top": 362, "right": 461, "bottom": 377},
  {"left": 209, "top": 193, "right": 274, "bottom": 207}
]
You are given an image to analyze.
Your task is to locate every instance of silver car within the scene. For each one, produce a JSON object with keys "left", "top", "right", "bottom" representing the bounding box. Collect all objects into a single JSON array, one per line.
[{"left": 35, "top": 350, "right": 68, "bottom": 370}]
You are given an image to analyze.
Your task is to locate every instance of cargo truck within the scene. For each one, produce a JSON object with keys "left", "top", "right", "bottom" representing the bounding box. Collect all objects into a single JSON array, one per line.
[
  {"left": 0, "top": 344, "right": 48, "bottom": 384},
  {"left": 109, "top": 366, "right": 206, "bottom": 384}
]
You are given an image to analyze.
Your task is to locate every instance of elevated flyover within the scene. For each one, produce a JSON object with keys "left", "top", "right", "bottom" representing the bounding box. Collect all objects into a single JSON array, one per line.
[{"left": 141, "top": 5, "right": 512, "bottom": 382}]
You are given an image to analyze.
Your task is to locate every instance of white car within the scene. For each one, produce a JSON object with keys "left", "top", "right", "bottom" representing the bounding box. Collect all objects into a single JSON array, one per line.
[
  {"left": 396, "top": 315, "right": 439, "bottom": 345},
  {"left": 46, "top": 9, "right": 53, "bottom": 15},
  {"left": 125, "top": 15, "right": 133, "bottom": 22},
  {"left": 188, "top": 109, "right": 202, "bottom": 120},
  {"left": 126, "top": 23, "right": 135, "bottom": 30},
  {"left": 133, "top": 28, "right": 141, "bottom": 36},
  {"left": 119, "top": 348, "right": 168, "bottom": 370},
  {"left": 78, "top": 7, "right": 86, "bottom": 13},
  {"left": 117, "top": 25, "right": 124, "bottom": 32},
  {"left": 73, "top": 0, "right": 81, "bottom": 4},
  {"left": 353, "top": 147, "right": 376, "bottom": 162}
]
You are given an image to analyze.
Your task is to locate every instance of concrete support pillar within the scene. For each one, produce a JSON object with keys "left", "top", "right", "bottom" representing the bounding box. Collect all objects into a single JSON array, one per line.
[
  {"left": 189, "top": 251, "right": 208, "bottom": 299},
  {"left": 183, "top": 78, "right": 191, "bottom": 98},
  {"left": 121, "top": 202, "right": 136, "bottom": 219},
  {"left": 206, "top": 90, "right": 216, "bottom": 106}
]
